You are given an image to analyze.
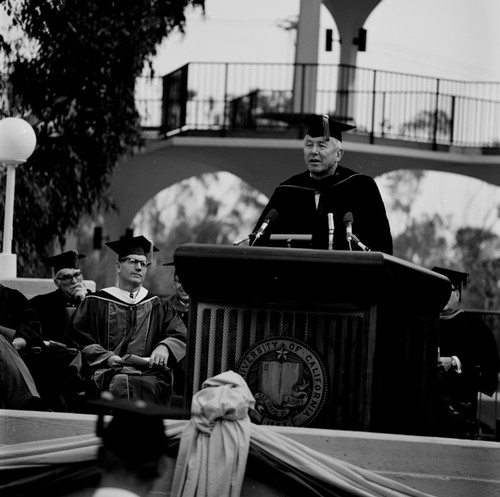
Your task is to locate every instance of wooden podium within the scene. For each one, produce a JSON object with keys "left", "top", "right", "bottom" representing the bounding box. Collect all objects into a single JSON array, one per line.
[{"left": 174, "top": 243, "right": 451, "bottom": 436}]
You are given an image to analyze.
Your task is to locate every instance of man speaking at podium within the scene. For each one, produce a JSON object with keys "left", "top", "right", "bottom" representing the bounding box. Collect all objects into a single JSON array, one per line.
[{"left": 251, "top": 114, "right": 393, "bottom": 254}]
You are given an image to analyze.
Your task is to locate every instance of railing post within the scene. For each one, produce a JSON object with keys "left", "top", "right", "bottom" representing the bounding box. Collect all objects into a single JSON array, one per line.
[
  {"left": 432, "top": 78, "right": 440, "bottom": 150},
  {"left": 300, "top": 63, "right": 306, "bottom": 113},
  {"left": 160, "top": 64, "right": 188, "bottom": 135},
  {"left": 180, "top": 64, "right": 188, "bottom": 128},
  {"left": 381, "top": 92, "right": 387, "bottom": 138},
  {"left": 298, "top": 63, "right": 307, "bottom": 138},
  {"left": 449, "top": 95, "right": 456, "bottom": 146},
  {"left": 370, "top": 70, "right": 377, "bottom": 144},
  {"left": 222, "top": 63, "right": 229, "bottom": 137}
]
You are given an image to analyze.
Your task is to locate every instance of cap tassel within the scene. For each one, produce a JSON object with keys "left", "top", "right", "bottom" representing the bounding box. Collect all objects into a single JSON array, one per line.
[{"left": 322, "top": 114, "right": 330, "bottom": 141}]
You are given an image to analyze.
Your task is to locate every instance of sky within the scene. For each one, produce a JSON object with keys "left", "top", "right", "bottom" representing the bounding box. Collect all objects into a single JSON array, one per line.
[
  {"left": 153, "top": 0, "right": 500, "bottom": 82},
  {"left": 146, "top": 0, "right": 500, "bottom": 238}
]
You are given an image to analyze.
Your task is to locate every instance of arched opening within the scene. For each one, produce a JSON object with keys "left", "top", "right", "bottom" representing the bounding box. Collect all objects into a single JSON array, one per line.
[{"left": 130, "top": 171, "right": 268, "bottom": 296}]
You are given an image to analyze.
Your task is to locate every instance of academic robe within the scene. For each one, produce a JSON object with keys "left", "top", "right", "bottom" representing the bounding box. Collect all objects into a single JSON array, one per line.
[
  {"left": 253, "top": 166, "right": 393, "bottom": 254},
  {"left": 439, "top": 310, "right": 499, "bottom": 400},
  {"left": 0, "top": 285, "right": 42, "bottom": 409},
  {"left": 30, "top": 288, "right": 91, "bottom": 343},
  {"left": 165, "top": 294, "right": 190, "bottom": 396},
  {"left": 0, "top": 284, "right": 43, "bottom": 348},
  {"left": 0, "top": 335, "right": 40, "bottom": 409},
  {"left": 66, "top": 287, "right": 187, "bottom": 406},
  {"left": 29, "top": 288, "right": 88, "bottom": 411},
  {"left": 166, "top": 294, "right": 189, "bottom": 328}
]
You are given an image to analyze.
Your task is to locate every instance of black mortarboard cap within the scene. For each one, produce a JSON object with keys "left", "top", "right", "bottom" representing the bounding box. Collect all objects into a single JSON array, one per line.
[
  {"left": 303, "top": 114, "right": 356, "bottom": 142},
  {"left": 43, "top": 250, "right": 86, "bottom": 274},
  {"left": 89, "top": 394, "right": 188, "bottom": 464},
  {"left": 105, "top": 235, "right": 159, "bottom": 259},
  {"left": 432, "top": 267, "right": 469, "bottom": 296}
]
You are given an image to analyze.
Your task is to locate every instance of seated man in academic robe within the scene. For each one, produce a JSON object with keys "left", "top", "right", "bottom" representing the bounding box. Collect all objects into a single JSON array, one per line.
[
  {"left": 66, "top": 236, "right": 187, "bottom": 407},
  {"left": 432, "top": 267, "right": 499, "bottom": 438},
  {"left": 0, "top": 283, "right": 44, "bottom": 410},
  {"left": 30, "top": 250, "right": 90, "bottom": 343},
  {"left": 28, "top": 250, "right": 90, "bottom": 411}
]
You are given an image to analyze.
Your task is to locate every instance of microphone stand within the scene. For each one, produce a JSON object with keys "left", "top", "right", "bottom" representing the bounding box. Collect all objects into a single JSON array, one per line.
[
  {"left": 343, "top": 213, "right": 354, "bottom": 251},
  {"left": 327, "top": 213, "right": 334, "bottom": 251},
  {"left": 249, "top": 232, "right": 261, "bottom": 247}
]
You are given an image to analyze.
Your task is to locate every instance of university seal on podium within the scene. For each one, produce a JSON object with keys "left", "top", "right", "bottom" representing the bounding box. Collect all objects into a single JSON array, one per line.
[{"left": 236, "top": 337, "right": 327, "bottom": 426}]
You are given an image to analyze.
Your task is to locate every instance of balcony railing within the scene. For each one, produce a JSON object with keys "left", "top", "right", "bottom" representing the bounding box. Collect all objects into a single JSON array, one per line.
[{"left": 135, "top": 62, "right": 500, "bottom": 149}]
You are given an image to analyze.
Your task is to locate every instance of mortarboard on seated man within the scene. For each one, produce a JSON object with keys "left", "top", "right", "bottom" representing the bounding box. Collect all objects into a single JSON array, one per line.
[
  {"left": 431, "top": 266, "right": 468, "bottom": 303},
  {"left": 65, "top": 234, "right": 187, "bottom": 407},
  {"left": 431, "top": 266, "right": 499, "bottom": 437},
  {"left": 250, "top": 113, "right": 393, "bottom": 253},
  {"left": 44, "top": 250, "right": 86, "bottom": 275},
  {"left": 89, "top": 393, "right": 188, "bottom": 496},
  {"left": 106, "top": 236, "right": 158, "bottom": 267}
]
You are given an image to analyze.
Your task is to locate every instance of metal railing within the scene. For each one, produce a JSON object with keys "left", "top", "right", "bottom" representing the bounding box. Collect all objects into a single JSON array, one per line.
[{"left": 135, "top": 62, "right": 500, "bottom": 149}]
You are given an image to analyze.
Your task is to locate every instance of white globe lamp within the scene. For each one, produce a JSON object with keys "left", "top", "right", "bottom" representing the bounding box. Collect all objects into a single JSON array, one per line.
[{"left": 0, "top": 117, "right": 37, "bottom": 278}]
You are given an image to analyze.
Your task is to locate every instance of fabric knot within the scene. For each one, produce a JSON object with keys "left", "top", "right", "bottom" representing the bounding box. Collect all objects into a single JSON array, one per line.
[{"left": 191, "top": 371, "right": 255, "bottom": 434}]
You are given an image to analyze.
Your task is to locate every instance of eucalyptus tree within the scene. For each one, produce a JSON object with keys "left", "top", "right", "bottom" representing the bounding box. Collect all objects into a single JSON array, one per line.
[{"left": 0, "top": 0, "right": 204, "bottom": 275}]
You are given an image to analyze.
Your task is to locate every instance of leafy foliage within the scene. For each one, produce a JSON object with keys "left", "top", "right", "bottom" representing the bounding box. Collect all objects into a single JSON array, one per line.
[
  {"left": 383, "top": 169, "right": 500, "bottom": 311},
  {"left": 384, "top": 170, "right": 425, "bottom": 227},
  {"left": 401, "top": 109, "right": 451, "bottom": 141},
  {"left": 0, "top": 0, "right": 204, "bottom": 276},
  {"left": 454, "top": 227, "right": 500, "bottom": 310},
  {"left": 393, "top": 214, "right": 450, "bottom": 268}
]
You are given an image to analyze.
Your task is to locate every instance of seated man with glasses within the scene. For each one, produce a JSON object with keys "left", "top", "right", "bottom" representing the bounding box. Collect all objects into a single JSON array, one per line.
[
  {"left": 30, "top": 250, "right": 90, "bottom": 344},
  {"left": 28, "top": 250, "right": 91, "bottom": 411},
  {"left": 66, "top": 235, "right": 187, "bottom": 408}
]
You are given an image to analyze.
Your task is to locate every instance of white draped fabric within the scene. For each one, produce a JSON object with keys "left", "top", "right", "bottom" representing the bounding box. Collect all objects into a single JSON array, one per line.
[{"left": 170, "top": 371, "right": 255, "bottom": 497}]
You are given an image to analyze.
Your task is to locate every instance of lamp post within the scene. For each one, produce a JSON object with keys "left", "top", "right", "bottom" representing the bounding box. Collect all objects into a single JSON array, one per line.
[{"left": 0, "top": 117, "right": 37, "bottom": 279}]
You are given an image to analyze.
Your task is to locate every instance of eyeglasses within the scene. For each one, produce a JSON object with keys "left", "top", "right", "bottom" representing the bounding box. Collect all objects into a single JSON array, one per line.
[
  {"left": 57, "top": 271, "right": 82, "bottom": 282},
  {"left": 120, "top": 257, "right": 151, "bottom": 268}
]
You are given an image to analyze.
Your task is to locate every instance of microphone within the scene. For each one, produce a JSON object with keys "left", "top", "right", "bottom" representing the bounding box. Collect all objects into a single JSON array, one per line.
[
  {"left": 351, "top": 233, "right": 371, "bottom": 252},
  {"left": 250, "top": 209, "right": 278, "bottom": 246},
  {"left": 343, "top": 212, "right": 353, "bottom": 249},
  {"left": 233, "top": 236, "right": 250, "bottom": 246},
  {"left": 327, "top": 212, "right": 334, "bottom": 251}
]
